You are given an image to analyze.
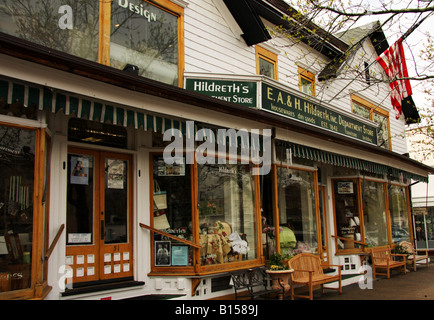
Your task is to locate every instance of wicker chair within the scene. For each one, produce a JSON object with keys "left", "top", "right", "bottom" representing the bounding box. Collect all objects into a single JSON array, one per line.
[
  {"left": 399, "top": 241, "right": 430, "bottom": 272},
  {"left": 288, "top": 253, "right": 342, "bottom": 300}
]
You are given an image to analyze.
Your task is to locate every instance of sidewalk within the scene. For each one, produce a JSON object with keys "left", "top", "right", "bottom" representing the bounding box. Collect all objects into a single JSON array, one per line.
[{"left": 316, "top": 263, "right": 434, "bottom": 300}]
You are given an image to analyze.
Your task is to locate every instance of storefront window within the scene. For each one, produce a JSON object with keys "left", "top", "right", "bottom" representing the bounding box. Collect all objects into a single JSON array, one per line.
[
  {"left": 0, "top": 0, "right": 99, "bottom": 62},
  {"left": 260, "top": 173, "right": 275, "bottom": 260},
  {"left": 389, "top": 185, "right": 411, "bottom": 244},
  {"left": 152, "top": 155, "right": 193, "bottom": 266},
  {"left": 333, "top": 179, "right": 362, "bottom": 250},
  {"left": 362, "top": 180, "right": 388, "bottom": 246},
  {"left": 0, "top": 125, "right": 35, "bottom": 292},
  {"left": 198, "top": 163, "right": 257, "bottom": 265},
  {"left": 111, "top": 0, "right": 179, "bottom": 85},
  {"left": 277, "top": 168, "right": 318, "bottom": 255}
]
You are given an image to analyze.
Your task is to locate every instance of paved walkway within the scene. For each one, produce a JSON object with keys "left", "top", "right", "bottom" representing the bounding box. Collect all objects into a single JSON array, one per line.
[{"left": 317, "top": 263, "right": 434, "bottom": 300}]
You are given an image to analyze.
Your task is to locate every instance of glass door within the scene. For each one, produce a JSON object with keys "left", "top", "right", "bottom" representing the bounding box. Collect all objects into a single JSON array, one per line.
[
  {"left": 100, "top": 153, "right": 133, "bottom": 280},
  {"left": 66, "top": 148, "right": 133, "bottom": 284}
]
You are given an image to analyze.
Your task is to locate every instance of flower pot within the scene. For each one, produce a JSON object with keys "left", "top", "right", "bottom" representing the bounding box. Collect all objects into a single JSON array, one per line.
[{"left": 266, "top": 269, "right": 294, "bottom": 300}]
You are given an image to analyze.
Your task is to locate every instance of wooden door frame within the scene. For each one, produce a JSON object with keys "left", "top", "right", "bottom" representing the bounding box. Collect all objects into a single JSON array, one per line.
[
  {"left": 98, "top": 151, "right": 134, "bottom": 280},
  {"left": 66, "top": 148, "right": 133, "bottom": 284}
]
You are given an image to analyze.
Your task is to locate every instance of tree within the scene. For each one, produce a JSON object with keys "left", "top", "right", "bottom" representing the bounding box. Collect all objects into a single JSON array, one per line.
[{"left": 275, "top": 0, "right": 434, "bottom": 163}]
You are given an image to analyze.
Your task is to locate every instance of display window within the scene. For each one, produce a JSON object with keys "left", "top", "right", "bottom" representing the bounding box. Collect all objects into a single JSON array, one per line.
[
  {"left": 276, "top": 166, "right": 319, "bottom": 256},
  {"left": 260, "top": 173, "right": 276, "bottom": 260},
  {"left": 362, "top": 180, "right": 389, "bottom": 247},
  {"left": 151, "top": 154, "right": 194, "bottom": 268},
  {"left": 389, "top": 184, "right": 412, "bottom": 244},
  {"left": 333, "top": 178, "right": 363, "bottom": 251},
  {"left": 333, "top": 177, "right": 412, "bottom": 252},
  {"left": 0, "top": 123, "right": 48, "bottom": 297},
  {"left": 150, "top": 152, "right": 261, "bottom": 273},
  {"left": 197, "top": 163, "right": 258, "bottom": 266}
]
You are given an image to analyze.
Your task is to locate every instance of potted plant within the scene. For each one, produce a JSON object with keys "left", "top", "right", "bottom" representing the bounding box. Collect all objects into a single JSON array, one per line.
[{"left": 266, "top": 252, "right": 293, "bottom": 298}]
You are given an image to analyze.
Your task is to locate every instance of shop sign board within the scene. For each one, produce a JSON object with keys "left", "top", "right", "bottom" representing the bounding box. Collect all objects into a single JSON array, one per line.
[
  {"left": 185, "top": 78, "right": 257, "bottom": 108},
  {"left": 185, "top": 77, "right": 378, "bottom": 145},
  {"left": 262, "top": 83, "right": 378, "bottom": 145}
]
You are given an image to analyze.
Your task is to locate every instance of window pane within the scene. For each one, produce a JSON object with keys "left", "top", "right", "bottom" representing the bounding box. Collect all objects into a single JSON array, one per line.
[
  {"left": 111, "top": 0, "right": 179, "bottom": 85},
  {"left": 261, "top": 174, "right": 275, "bottom": 260},
  {"left": 389, "top": 185, "right": 411, "bottom": 244},
  {"left": 67, "top": 154, "right": 94, "bottom": 245},
  {"left": 259, "top": 57, "right": 275, "bottom": 79},
  {"left": 299, "top": 77, "right": 313, "bottom": 95},
  {"left": 198, "top": 163, "right": 257, "bottom": 265},
  {"left": 373, "top": 112, "right": 390, "bottom": 149},
  {"left": 0, "top": 0, "right": 99, "bottom": 62},
  {"left": 334, "top": 179, "right": 361, "bottom": 250},
  {"left": 104, "top": 158, "right": 128, "bottom": 244},
  {"left": 278, "top": 168, "right": 317, "bottom": 255},
  {"left": 0, "top": 125, "right": 35, "bottom": 292},
  {"left": 152, "top": 156, "right": 192, "bottom": 266},
  {"left": 352, "top": 101, "right": 370, "bottom": 119},
  {"left": 362, "top": 180, "right": 388, "bottom": 246}
]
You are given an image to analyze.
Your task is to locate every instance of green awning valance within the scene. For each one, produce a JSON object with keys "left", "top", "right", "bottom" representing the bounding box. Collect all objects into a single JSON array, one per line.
[
  {"left": 282, "top": 141, "right": 428, "bottom": 183},
  {"left": 0, "top": 77, "right": 264, "bottom": 150},
  {"left": 0, "top": 77, "right": 187, "bottom": 134}
]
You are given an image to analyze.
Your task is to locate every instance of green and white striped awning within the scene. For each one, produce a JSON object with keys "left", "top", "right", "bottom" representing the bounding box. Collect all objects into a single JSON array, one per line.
[
  {"left": 0, "top": 77, "right": 188, "bottom": 134},
  {"left": 282, "top": 141, "right": 428, "bottom": 183},
  {"left": 0, "top": 77, "right": 262, "bottom": 150}
]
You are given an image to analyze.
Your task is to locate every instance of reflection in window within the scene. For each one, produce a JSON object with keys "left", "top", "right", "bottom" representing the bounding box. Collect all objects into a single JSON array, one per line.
[
  {"left": 277, "top": 168, "right": 317, "bottom": 255},
  {"left": 362, "top": 180, "right": 388, "bottom": 246},
  {"left": 198, "top": 163, "right": 257, "bottom": 265},
  {"left": 110, "top": 0, "right": 179, "bottom": 85},
  {"left": 0, "top": 125, "right": 35, "bottom": 292},
  {"left": 389, "top": 185, "right": 411, "bottom": 244},
  {"left": 298, "top": 68, "right": 315, "bottom": 96},
  {"left": 259, "top": 58, "right": 275, "bottom": 79},
  {"left": 256, "top": 46, "right": 277, "bottom": 80},
  {"left": 0, "top": 0, "right": 99, "bottom": 62},
  {"left": 260, "top": 173, "right": 275, "bottom": 260},
  {"left": 152, "top": 155, "right": 192, "bottom": 266},
  {"left": 67, "top": 154, "right": 94, "bottom": 245},
  {"left": 333, "top": 179, "right": 361, "bottom": 250},
  {"left": 373, "top": 112, "right": 390, "bottom": 149},
  {"left": 352, "top": 98, "right": 390, "bottom": 150}
]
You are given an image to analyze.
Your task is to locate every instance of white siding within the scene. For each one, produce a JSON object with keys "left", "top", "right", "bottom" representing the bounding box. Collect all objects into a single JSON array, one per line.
[{"left": 183, "top": 0, "right": 409, "bottom": 154}]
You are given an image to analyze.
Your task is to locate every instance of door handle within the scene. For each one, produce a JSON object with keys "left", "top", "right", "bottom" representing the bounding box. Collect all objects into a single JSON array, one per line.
[{"left": 101, "top": 220, "right": 105, "bottom": 240}]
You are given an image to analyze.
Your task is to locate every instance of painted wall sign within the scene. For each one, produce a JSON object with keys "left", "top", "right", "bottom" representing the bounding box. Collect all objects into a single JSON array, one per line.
[
  {"left": 185, "top": 78, "right": 257, "bottom": 108},
  {"left": 262, "top": 83, "right": 377, "bottom": 145}
]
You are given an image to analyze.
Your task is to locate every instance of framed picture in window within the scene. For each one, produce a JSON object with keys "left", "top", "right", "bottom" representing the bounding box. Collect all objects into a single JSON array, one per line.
[
  {"left": 171, "top": 245, "right": 188, "bottom": 266},
  {"left": 337, "top": 181, "right": 354, "bottom": 194},
  {"left": 155, "top": 241, "right": 171, "bottom": 266}
]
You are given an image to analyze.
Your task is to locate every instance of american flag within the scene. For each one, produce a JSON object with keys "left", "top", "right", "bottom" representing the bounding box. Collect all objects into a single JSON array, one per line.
[{"left": 376, "top": 38, "right": 412, "bottom": 119}]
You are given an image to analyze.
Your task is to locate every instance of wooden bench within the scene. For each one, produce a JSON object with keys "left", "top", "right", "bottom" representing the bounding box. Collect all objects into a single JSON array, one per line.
[
  {"left": 288, "top": 253, "right": 342, "bottom": 300},
  {"left": 370, "top": 246, "right": 407, "bottom": 279},
  {"left": 230, "top": 267, "right": 284, "bottom": 300},
  {"left": 399, "top": 241, "right": 430, "bottom": 272}
]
